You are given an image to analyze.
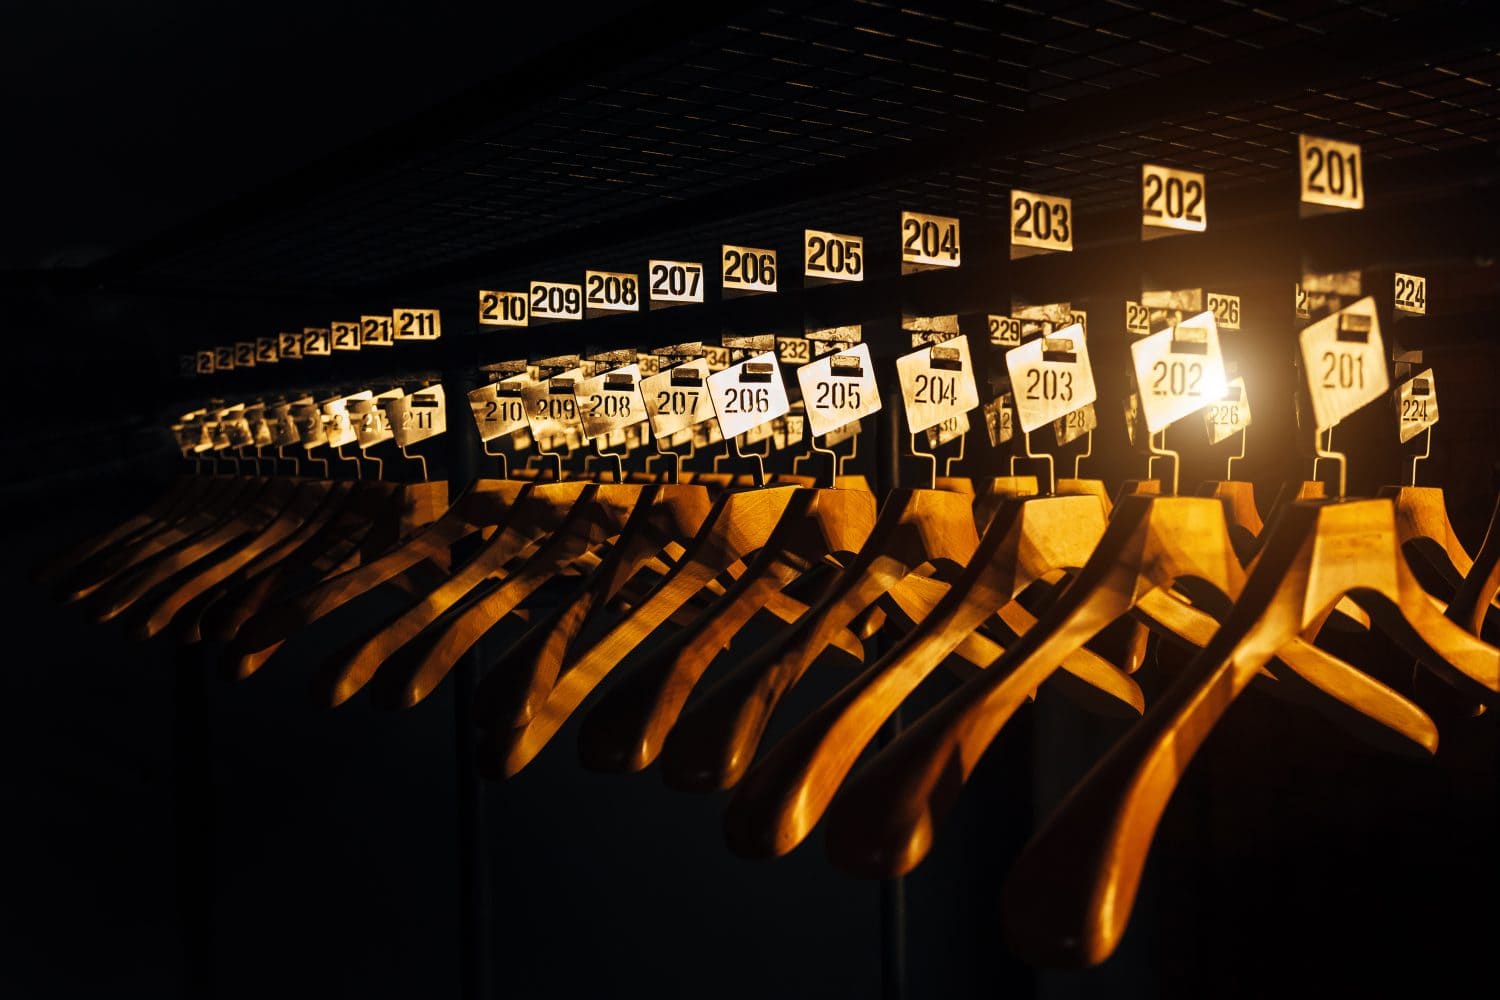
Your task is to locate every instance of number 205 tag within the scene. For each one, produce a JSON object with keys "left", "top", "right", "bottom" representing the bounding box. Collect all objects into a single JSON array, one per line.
[
  {"left": 797, "top": 343, "right": 881, "bottom": 438},
  {"left": 1005, "top": 324, "right": 1097, "bottom": 434},
  {"left": 1299, "top": 296, "right": 1388, "bottom": 431},
  {"left": 1130, "top": 311, "right": 1227, "bottom": 434},
  {"left": 707, "top": 352, "right": 791, "bottom": 440}
]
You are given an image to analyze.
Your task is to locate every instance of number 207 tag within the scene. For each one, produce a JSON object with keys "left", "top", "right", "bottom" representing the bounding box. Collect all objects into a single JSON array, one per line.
[
  {"left": 707, "top": 352, "right": 791, "bottom": 440},
  {"left": 1005, "top": 325, "right": 1097, "bottom": 433}
]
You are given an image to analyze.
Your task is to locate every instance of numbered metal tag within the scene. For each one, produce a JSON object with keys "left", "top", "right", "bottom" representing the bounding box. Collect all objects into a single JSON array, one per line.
[
  {"left": 529, "top": 281, "right": 584, "bottom": 323},
  {"left": 1394, "top": 273, "right": 1427, "bottom": 316},
  {"left": 289, "top": 402, "right": 326, "bottom": 448},
  {"left": 1010, "top": 189, "right": 1073, "bottom": 257},
  {"left": 1203, "top": 377, "right": 1252, "bottom": 446},
  {"left": 926, "top": 413, "right": 969, "bottom": 448},
  {"left": 255, "top": 336, "right": 279, "bottom": 364},
  {"left": 386, "top": 385, "right": 447, "bottom": 445},
  {"left": 1131, "top": 311, "right": 1228, "bottom": 434},
  {"left": 233, "top": 342, "right": 255, "bottom": 369},
  {"left": 721, "top": 244, "right": 777, "bottom": 296},
  {"left": 643, "top": 359, "right": 712, "bottom": 441},
  {"left": 331, "top": 320, "right": 361, "bottom": 352},
  {"left": 703, "top": 345, "right": 731, "bottom": 372},
  {"left": 523, "top": 368, "right": 585, "bottom": 444},
  {"left": 1396, "top": 368, "right": 1439, "bottom": 444},
  {"left": 798, "top": 343, "right": 881, "bottom": 438},
  {"left": 804, "top": 229, "right": 864, "bottom": 284},
  {"left": 350, "top": 394, "right": 395, "bottom": 448},
  {"left": 896, "top": 335, "right": 980, "bottom": 434},
  {"left": 776, "top": 337, "right": 812, "bottom": 366},
  {"left": 984, "top": 393, "right": 1016, "bottom": 447},
  {"left": 478, "top": 290, "right": 529, "bottom": 327},
  {"left": 302, "top": 327, "right": 332, "bottom": 357},
  {"left": 1125, "top": 301, "right": 1150, "bottom": 336},
  {"left": 576, "top": 363, "right": 648, "bottom": 440},
  {"left": 1141, "top": 163, "right": 1206, "bottom": 238},
  {"left": 469, "top": 377, "right": 531, "bottom": 442},
  {"left": 1295, "top": 282, "right": 1311, "bottom": 320},
  {"left": 901, "top": 211, "right": 961, "bottom": 272},
  {"left": 393, "top": 307, "right": 441, "bottom": 341},
  {"left": 988, "top": 315, "right": 1022, "bottom": 349},
  {"left": 1005, "top": 325, "right": 1097, "bottom": 433},
  {"left": 1299, "top": 134, "right": 1363, "bottom": 213},
  {"left": 647, "top": 260, "right": 704, "bottom": 306},
  {"left": 584, "top": 270, "right": 641, "bottom": 316},
  {"left": 324, "top": 390, "right": 371, "bottom": 450},
  {"left": 1299, "top": 296, "right": 1389, "bottom": 431},
  {"left": 1069, "top": 309, "right": 1087, "bottom": 335},
  {"left": 1054, "top": 401, "right": 1097, "bottom": 447},
  {"left": 807, "top": 325, "right": 862, "bottom": 357},
  {"left": 1206, "top": 292, "right": 1241, "bottom": 331},
  {"left": 276, "top": 331, "right": 301, "bottom": 359},
  {"left": 195, "top": 350, "right": 215, "bottom": 375},
  {"left": 361, "top": 314, "right": 394, "bottom": 347},
  {"left": 215, "top": 345, "right": 235, "bottom": 371},
  {"left": 707, "top": 351, "right": 791, "bottom": 440}
]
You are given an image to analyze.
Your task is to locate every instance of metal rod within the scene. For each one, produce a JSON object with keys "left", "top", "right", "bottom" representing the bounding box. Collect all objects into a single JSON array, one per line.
[
  {"left": 1226, "top": 425, "right": 1247, "bottom": 482},
  {"left": 1314, "top": 425, "right": 1347, "bottom": 498},
  {"left": 1410, "top": 425, "right": 1433, "bottom": 486},
  {"left": 909, "top": 432, "right": 937, "bottom": 490},
  {"left": 1147, "top": 428, "right": 1180, "bottom": 496}
]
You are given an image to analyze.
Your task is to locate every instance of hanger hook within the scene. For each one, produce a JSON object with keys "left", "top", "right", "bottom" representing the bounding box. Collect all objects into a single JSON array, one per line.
[
  {"left": 910, "top": 432, "right": 937, "bottom": 490},
  {"left": 1226, "top": 425, "right": 1247, "bottom": 482},
  {"left": 534, "top": 432, "right": 567, "bottom": 481},
  {"left": 306, "top": 445, "right": 330, "bottom": 479},
  {"left": 1072, "top": 429, "right": 1092, "bottom": 480},
  {"left": 401, "top": 445, "right": 429, "bottom": 482},
  {"left": 277, "top": 444, "right": 300, "bottom": 477},
  {"left": 481, "top": 438, "right": 510, "bottom": 480},
  {"left": 1313, "top": 425, "right": 1346, "bottom": 498},
  {"left": 943, "top": 431, "right": 967, "bottom": 479},
  {"left": 731, "top": 432, "right": 767, "bottom": 487},
  {"left": 1147, "top": 429, "right": 1180, "bottom": 496},
  {"left": 804, "top": 433, "right": 837, "bottom": 488},
  {"left": 335, "top": 444, "right": 362, "bottom": 478},
  {"left": 591, "top": 439, "right": 625, "bottom": 483},
  {"left": 1018, "top": 429, "right": 1056, "bottom": 495},
  {"left": 225, "top": 447, "right": 241, "bottom": 476},
  {"left": 1409, "top": 425, "right": 1432, "bottom": 487},
  {"left": 837, "top": 430, "right": 858, "bottom": 476}
]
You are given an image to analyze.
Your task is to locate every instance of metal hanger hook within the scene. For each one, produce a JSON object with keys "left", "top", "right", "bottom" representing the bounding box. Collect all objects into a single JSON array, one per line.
[
  {"left": 481, "top": 438, "right": 510, "bottom": 480},
  {"left": 910, "top": 431, "right": 937, "bottom": 490},
  {"left": 805, "top": 432, "right": 837, "bottom": 488},
  {"left": 1409, "top": 425, "right": 1432, "bottom": 487},
  {"left": 1147, "top": 429, "right": 1180, "bottom": 496},
  {"left": 731, "top": 432, "right": 767, "bottom": 487},
  {"left": 943, "top": 431, "right": 967, "bottom": 479},
  {"left": 1022, "top": 429, "right": 1056, "bottom": 495},
  {"left": 837, "top": 430, "right": 858, "bottom": 476},
  {"left": 1226, "top": 425, "right": 1248, "bottom": 482},
  {"left": 1073, "top": 430, "right": 1092, "bottom": 480},
  {"left": 591, "top": 440, "right": 626, "bottom": 483},
  {"left": 1313, "top": 425, "right": 1347, "bottom": 498},
  {"left": 401, "top": 444, "right": 429, "bottom": 482}
]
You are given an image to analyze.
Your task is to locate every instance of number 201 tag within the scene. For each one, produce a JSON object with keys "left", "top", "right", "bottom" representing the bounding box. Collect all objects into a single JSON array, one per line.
[
  {"left": 1299, "top": 134, "right": 1363, "bottom": 213},
  {"left": 1298, "top": 296, "right": 1388, "bottom": 431},
  {"left": 797, "top": 343, "right": 881, "bottom": 438},
  {"left": 1130, "top": 311, "right": 1227, "bottom": 434},
  {"left": 707, "top": 351, "right": 791, "bottom": 440},
  {"left": 1005, "top": 325, "right": 1097, "bottom": 433}
]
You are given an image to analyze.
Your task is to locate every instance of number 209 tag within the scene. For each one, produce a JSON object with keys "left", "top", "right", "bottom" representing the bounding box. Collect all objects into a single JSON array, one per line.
[
  {"left": 707, "top": 352, "right": 791, "bottom": 440},
  {"left": 1005, "top": 325, "right": 1097, "bottom": 433},
  {"left": 797, "top": 343, "right": 881, "bottom": 438},
  {"left": 1299, "top": 296, "right": 1388, "bottom": 431},
  {"left": 1130, "top": 311, "right": 1227, "bottom": 434}
]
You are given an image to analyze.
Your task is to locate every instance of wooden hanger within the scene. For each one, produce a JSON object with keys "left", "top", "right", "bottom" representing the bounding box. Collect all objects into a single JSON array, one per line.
[
  {"left": 480, "top": 484, "right": 806, "bottom": 777},
  {"left": 999, "top": 496, "right": 1500, "bottom": 967},
  {"left": 1448, "top": 494, "right": 1500, "bottom": 634},
  {"left": 1380, "top": 484, "right": 1476, "bottom": 593},
  {"left": 36, "top": 473, "right": 214, "bottom": 586},
  {"left": 228, "top": 477, "right": 525, "bottom": 678}
]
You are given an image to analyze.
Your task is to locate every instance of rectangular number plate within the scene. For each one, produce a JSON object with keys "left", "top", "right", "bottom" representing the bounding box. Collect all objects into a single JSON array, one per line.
[
  {"left": 1203, "top": 377, "right": 1252, "bottom": 446},
  {"left": 469, "top": 378, "right": 532, "bottom": 442},
  {"left": 707, "top": 351, "right": 791, "bottom": 440},
  {"left": 1394, "top": 273, "right": 1427, "bottom": 316},
  {"left": 776, "top": 337, "right": 811, "bottom": 366},
  {"left": 1206, "top": 293, "right": 1241, "bottom": 331},
  {"left": 385, "top": 385, "right": 446, "bottom": 446},
  {"left": 1131, "top": 311, "right": 1227, "bottom": 434},
  {"left": 234, "top": 342, "right": 256, "bottom": 368},
  {"left": 255, "top": 336, "right": 279, "bottom": 364},
  {"left": 647, "top": 260, "right": 704, "bottom": 306},
  {"left": 798, "top": 343, "right": 881, "bottom": 438},
  {"left": 721, "top": 245, "right": 777, "bottom": 295},
  {"left": 1397, "top": 368, "right": 1438, "bottom": 443},
  {"left": 1141, "top": 163, "right": 1206, "bottom": 237},
  {"left": 896, "top": 335, "right": 980, "bottom": 435},
  {"left": 1005, "top": 325, "right": 1097, "bottom": 433},
  {"left": 329, "top": 321, "right": 359, "bottom": 352},
  {"left": 214, "top": 345, "right": 235, "bottom": 371},
  {"left": 988, "top": 315, "right": 1022, "bottom": 348},
  {"left": 703, "top": 345, "right": 731, "bottom": 372},
  {"left": 478, "top": 290, "right": 529, "bottom": 327},
  {"left": 984, "top": 393, "right": 1015, "bottom": 447},
  {"left": 393, "top": 307, "right": 441, "bottom": 341},
  {"left": 1010, "top": 189, "right": 1073, "bottom": 257},
  {"left": 350, "top": 395, "right": 394, "bottom": 447},
  {"left": 585, "top": 271, "right": 641, "bottom": 316},
  {"left": 361, "top": 314, "right": 394, "bottom": 347},
  {"left": 1125, "top": 301, "right": 1150, "bottom": 336},
  {"left": 576, "top": 364, "right": 647, "bottom": 439},
  {"left": 1299, "top": 297, "right": 1388, "bottom": 431},
  {"left": 291, "top": 403, "right": 328, "bottom": 448},
  {"left": 530, "top": 282, "right": 583, "bottom": 323},
  {"left": 643, "top": 359, "right": 712, "bottom": 441},
  {"left": 1054, "top": 401, "right": 1097, "bottom": 447},
  {"left": 1299, "top": 134, "right": 1363, "bottom": 212},
  {"left": 804, "top": 229, "right": 864, "bottom": 284},
  {"left": 196, "top": 350, "right": 215, "bottom": 375},
  {"left": 302, "top": 327, "right": 331, "bottom": 356},
  {"left": 901, "top": 211, "right": 961, "bottom": 272}
]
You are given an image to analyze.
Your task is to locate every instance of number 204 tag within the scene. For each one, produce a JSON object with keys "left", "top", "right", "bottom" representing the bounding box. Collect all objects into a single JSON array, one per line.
[
  {"left": 1299, "top": 296, "right": 1388, "bottom": 431},
  {"left": 707, "top": 352, "right": 791, "bottom": 440},
  {"left": 896, "top": 336, "right": 980, "bottom": 435},
  {"left": 1005, "top": 324, "right": 1096, "bottom": 434},
  {"left": 1130, "top": 311, "right": 1227, "bottom": 434}
]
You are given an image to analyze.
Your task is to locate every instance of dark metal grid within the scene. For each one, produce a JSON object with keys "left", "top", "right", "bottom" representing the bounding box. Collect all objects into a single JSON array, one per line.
[{"left": 116, "top": 0, "right": 1492, "bottom": 298}]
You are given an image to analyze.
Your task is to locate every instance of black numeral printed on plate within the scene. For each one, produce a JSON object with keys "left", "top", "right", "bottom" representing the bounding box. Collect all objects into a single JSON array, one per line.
[
  {"left": 530, "top": 281, "right": 584, "bottom": 321},
  {"left": 804, "top": 229, "right": 863, "bottom": 281},
  {"left": 1299, "top": 134, "right": 1363, "bottom": 212},
  {"left": 331, "top": 321, "right": 361, "bottom": 351},
  {"left": 256, "top": 336, "right": 278, "bottom": 363},
  {"left": 302, "top": 327, "right": 331, "bottom": 356},
  {"left": 478, "top": 290, "right": 529, "bottom": 327},
  {"left": 214, "top": 345, "right": 235, "bottom": 370},
  {"left": 900, "top": 212, "right": 960, "bottom": 270},
  {"left": 585, "top": 271, "right": 640, "bottom": 312},
  {"left": 361, "top": 315, "right": 394, "bottom": 347},
  {"left": 721, "top": 245, "right": 777, "bottom": 293},
  {"left": 1010, "top": 190, "right": 1073, "bottom": 254},
  {"left": 1393, "top": 273, "right": 1427, "bottom": 315},
  {"left": 1141, "top": 164, "right": 1206, "bottom": 234},
  {"left": 1206, "top": 293, "right": 1241, "bottom": 331},
  {"left": 647, "top": 260, "right": 704, "bottom": 305},
  {"left": 393, "top": 307, "right": 441, "bottom": 341}
]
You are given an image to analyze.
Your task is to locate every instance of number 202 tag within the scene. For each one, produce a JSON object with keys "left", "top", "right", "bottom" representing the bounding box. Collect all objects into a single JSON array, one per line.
[
  {"left": 707, "top": 351, "right": 791, "bottom": 440},
  {"left": 576, "top": 364, "right": 647, "bottom": 440},
  {"left": 1396, "top": 368, "right": 1438, "bottom": 444},
  {"left": 1005, "top": 325, "right": 1097, "bottom": 434},
  {"left": 1299, "top": 296, "right": 1388, "bottom": 431},
  {"left": 1141, "top": 163, "right": 1206, "bottom": 238},
  {"left": 797, "top": 343, "right": 881, "bottom": 438},
  {"left": 896, "top": 336, "right": 980, "bottom": 435},
  {"left": 1130, "top": 311, "right": 1227, "bottom": 434},
  {"left": 643, "top": 359, "right": 712, "bottom": 441}
]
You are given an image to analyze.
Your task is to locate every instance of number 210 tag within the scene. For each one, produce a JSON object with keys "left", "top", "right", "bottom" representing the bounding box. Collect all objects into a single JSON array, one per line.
[
  {"left": 1005, "top": 324, "right": 1097, "bottom": 433},
  {"left": 707, "top": 351, "right": 791, "bottom": 440}
]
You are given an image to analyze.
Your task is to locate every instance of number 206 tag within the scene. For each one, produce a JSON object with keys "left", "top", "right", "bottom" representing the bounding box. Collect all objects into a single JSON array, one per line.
[
  {"left": 1005, "top": 324, "right": 1097, "bottom": 434},
  {"left": 707, "top": 352, "right": 791, "bottom": 440}
]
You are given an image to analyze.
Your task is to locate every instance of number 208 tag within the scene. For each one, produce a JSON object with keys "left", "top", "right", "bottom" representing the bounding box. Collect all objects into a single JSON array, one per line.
[
  {"left": 1130, "top": 312, "right": 1227, "bottom": 434},
  {"left": 1005, "top": 325, "right": 1097, "bottom": 434},
  {"left": 1299, "top": 296, "right": 1388, "bottom": 431},
  {"left": 797, "top": 343, "right": 881, "bottom": 438},
  {"left": 896, "top": 336, "right": 980, "bottom": 435},
  {"left": 576, "top": 364, "right": 647, "bottom": 440},
  {"left": 707, "top": 352, "right": 791, "bottom": 440}
]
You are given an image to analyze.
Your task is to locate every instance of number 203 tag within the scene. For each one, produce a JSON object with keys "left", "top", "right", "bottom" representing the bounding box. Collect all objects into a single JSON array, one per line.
[
  {"left": 797, "top": 343, "right": 881, "bottom": 438},
  {"left": 1005, "top": 325, "right": 1097, "bottom": 434},
  {"left": 1130, "top": 311, "right": 1227, "bottom": 434},
  {"left": 1299, "top": 296, "right": 1388, "bottom": 431},
  {"left": 707, "top": 352, "right": 791, "bottom": 440}
]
